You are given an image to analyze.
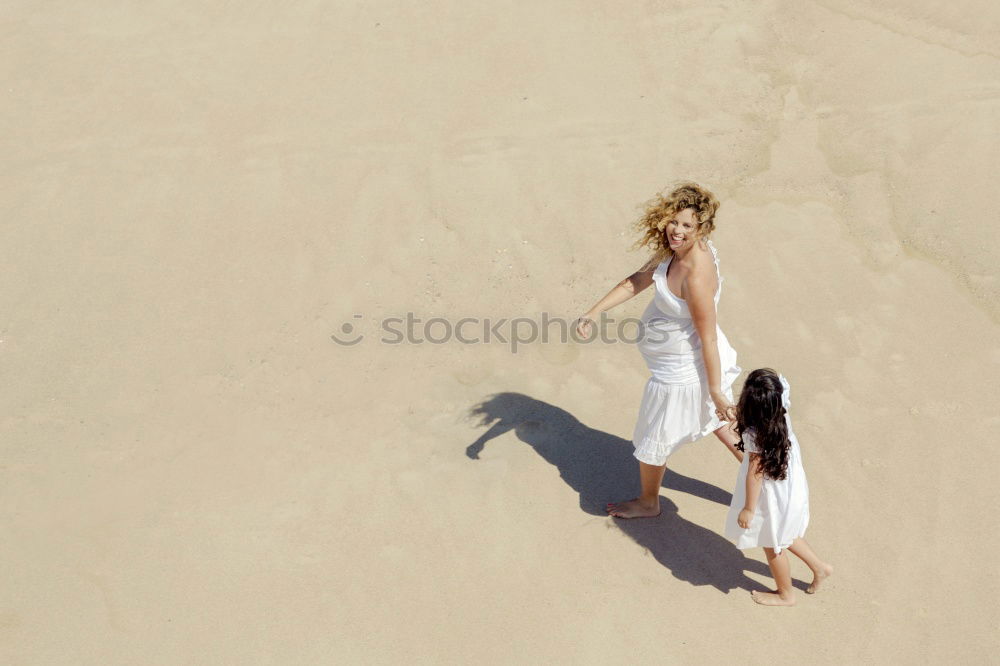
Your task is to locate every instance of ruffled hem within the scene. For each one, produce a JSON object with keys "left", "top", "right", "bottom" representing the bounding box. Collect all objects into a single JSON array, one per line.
[
  {"left": 727, "top": 521, "right": 809, "bottom": 554},
  {"left": 631, "top": 367, "right": 739, "bottom": 466},
  {"left": 633, "top": 430, "right": 708, "bottom": 466}
]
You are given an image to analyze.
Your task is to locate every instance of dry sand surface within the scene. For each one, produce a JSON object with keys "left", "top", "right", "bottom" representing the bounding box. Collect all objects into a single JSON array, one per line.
[{"left": 3, "top": 1, "right": 1000, "bottom": 663}]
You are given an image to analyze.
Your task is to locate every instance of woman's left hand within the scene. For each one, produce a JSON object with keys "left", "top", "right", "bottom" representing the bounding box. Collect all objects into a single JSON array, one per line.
[{"left": 710, "top": 389, "right": 736, "bottom": 422}]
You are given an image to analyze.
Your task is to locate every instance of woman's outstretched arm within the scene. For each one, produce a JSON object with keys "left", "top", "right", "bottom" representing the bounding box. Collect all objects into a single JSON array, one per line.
[{"left": 576, "top": 260, "right": 658, "bottom": 337}]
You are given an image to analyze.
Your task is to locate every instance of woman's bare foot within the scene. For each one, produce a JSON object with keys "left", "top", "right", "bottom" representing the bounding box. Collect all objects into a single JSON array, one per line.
[
  {"left": 806, "top": 563, "right": 833, "bottom": 594},
  {"left": 605, "top": 497, "right": 661, "bottom": 518},
  {"left": 751, "top": 590, "right": 796, "bottom": 606}
]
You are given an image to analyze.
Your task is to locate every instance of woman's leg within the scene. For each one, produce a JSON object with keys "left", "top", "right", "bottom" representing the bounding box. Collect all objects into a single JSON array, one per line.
[
  {"left": 606, "top": 461, "right": 666, "bottom": 518},
  {"left": 713, "top": 421, "right": 743, "bottom": 462},
  {"left": 786, "top": 538, "right": 834, "bottom": 593},
  {"left": 751, "top": 548, "right": 796, "bottom": 606}
]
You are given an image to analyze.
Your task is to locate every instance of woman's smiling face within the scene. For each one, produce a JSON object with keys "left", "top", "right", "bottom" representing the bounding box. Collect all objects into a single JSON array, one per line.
[{"left": 666, "top": 207, "right": 700, "bottom": 252}]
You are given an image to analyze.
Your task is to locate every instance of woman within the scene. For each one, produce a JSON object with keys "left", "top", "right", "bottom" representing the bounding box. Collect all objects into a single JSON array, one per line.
[{"left": 577, "top": 182, "right": 743, "bottom": 518}]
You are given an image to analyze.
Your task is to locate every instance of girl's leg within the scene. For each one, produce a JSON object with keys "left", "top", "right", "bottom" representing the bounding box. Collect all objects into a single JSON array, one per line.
[
  {"left": 751, "top": 548, "right": 796, "bottom": 606},
  {"left": 786, "top": 538, "right": 834, "bottom": 594},
  {"left": 713, "top": 421, "right": 743, "bottom": 462},
  {"left": 606, "top": 461, "right": 666, "bottom": 518}
]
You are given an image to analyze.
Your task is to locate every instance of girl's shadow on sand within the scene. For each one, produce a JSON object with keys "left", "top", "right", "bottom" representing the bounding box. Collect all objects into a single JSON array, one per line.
[{"left": 466, "top": 392, "right": 802, "bottom": 594}]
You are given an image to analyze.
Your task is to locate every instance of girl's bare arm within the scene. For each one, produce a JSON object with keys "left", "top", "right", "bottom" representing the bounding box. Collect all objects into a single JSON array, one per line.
[{"left": 738, "top": 454, "right": 764, "bottom": 528}]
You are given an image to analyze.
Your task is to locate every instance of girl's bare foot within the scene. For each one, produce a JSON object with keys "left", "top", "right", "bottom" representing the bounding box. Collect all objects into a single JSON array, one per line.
[
  {"left": 605, "top": 498, "right": 661, "bottom": 518},
  {"left": 751, "top": 590, "right": 796, "bottom": 606},
  {"left": 806, "top": 563, "right": 833, "bottom": 594}
]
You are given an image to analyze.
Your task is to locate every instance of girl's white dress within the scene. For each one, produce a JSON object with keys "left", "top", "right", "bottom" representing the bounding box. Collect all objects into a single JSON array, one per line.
[
  {"left": 631, "top": 240, "right": 741, "bottom": 466},
  {"left": 724, "top": 376, "right": 810, "bottom": 553}
]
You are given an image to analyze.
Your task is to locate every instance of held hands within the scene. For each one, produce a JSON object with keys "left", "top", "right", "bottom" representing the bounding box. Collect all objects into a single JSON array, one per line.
[
  {"left": 710, "top": 389, "right": 736, "bottom": 422},
  {"left": 737, "top": 508, "right": 754, "bottom": 529}
]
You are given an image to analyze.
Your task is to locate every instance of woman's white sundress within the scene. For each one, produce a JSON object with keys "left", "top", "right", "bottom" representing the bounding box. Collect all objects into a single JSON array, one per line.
[
  {"left": 724, "top": 375, "right": 810, "bottom": 554},
  {"left": 631, "top": 240, "right": 741, "bottom": 466}
]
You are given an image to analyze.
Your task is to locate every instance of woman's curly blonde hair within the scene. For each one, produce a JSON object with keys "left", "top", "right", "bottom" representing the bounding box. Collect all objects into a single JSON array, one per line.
[{"left": 631, "top": 182, "right": 720, "bottom": 265}]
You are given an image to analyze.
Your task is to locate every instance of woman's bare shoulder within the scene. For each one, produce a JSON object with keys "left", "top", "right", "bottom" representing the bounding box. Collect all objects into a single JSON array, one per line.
[
  {"left": 684, "top": 243, "right": 720, "bottom": 293},
  {"left": 679, "top": 242, "right": 714, "bottom": 271}
]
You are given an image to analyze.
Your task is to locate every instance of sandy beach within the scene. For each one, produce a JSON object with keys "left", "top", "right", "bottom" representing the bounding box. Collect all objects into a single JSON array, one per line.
[{"left": 3, "top": 1, "right": 999, "bottom": 662}]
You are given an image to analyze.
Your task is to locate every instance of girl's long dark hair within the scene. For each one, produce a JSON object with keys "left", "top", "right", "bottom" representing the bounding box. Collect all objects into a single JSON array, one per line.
[{"left": 735, "top": 368, "right": 790, "bottom": 481}]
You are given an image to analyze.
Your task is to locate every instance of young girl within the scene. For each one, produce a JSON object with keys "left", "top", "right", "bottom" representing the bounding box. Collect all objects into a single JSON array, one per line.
[{"left": 724, "top": 368, "right": 833, "bottom": 605}]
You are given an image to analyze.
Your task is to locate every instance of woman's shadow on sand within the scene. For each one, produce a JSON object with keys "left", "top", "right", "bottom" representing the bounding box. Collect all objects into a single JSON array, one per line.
[{"left": 466, "top": 392, "right": 803, "bottom": 594}]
